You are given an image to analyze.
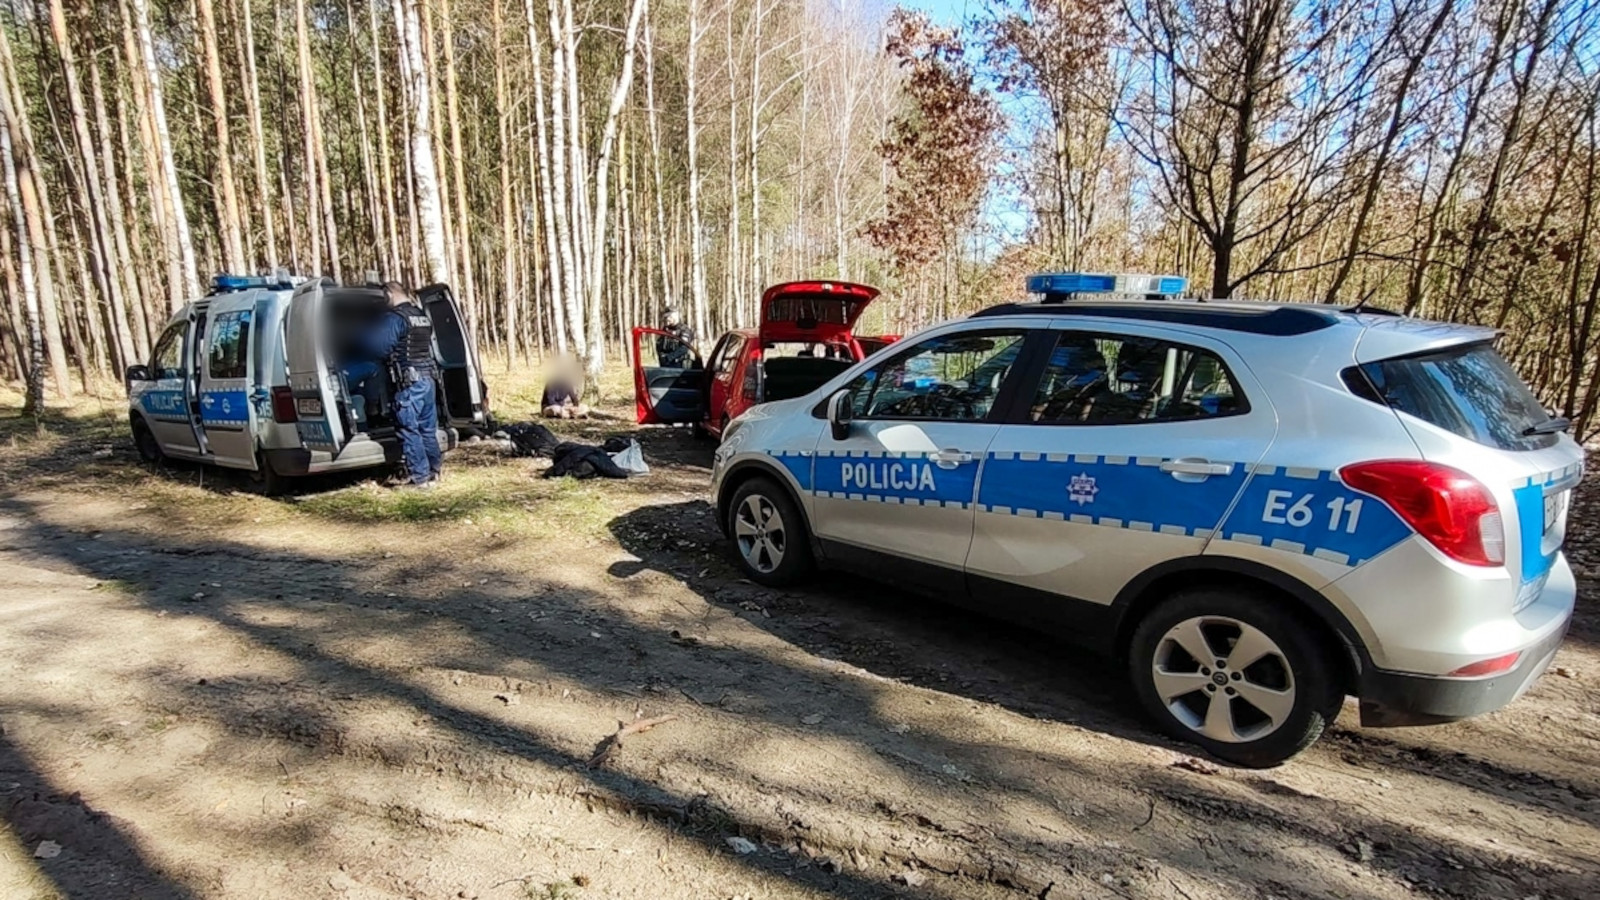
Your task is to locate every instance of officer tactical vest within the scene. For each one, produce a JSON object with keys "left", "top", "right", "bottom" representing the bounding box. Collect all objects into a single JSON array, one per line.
[{"left": 389, "top": 302, "right": 436, "bottom": 382}]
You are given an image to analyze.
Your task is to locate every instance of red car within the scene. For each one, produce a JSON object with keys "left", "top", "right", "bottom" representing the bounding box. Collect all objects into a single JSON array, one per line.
[{"left": 631, "top": 280, "right": 881, "bottom": 439}]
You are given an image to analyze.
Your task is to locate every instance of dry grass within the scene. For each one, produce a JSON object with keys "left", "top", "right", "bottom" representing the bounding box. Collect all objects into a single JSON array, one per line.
[{"left": 0, "top": 359, "right": 656, "bottom": 544}]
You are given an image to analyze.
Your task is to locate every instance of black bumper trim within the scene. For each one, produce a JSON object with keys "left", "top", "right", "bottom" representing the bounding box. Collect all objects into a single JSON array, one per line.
[{"left": 1357, "top": 616, "right": 1569, "bottom": 727}]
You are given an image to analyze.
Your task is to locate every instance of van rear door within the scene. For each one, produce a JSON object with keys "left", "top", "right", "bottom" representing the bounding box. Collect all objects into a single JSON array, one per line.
[
  {"left": 285, "top": 279, "right": 352, "bottom": 453},
  {"left": 418, "top": 283, "right": 488, "bottom": 429}
]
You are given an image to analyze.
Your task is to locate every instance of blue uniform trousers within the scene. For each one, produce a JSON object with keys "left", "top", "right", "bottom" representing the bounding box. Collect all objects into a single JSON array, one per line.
[{"left": 395, "top": 376, "right": 443, "bottom": 483}]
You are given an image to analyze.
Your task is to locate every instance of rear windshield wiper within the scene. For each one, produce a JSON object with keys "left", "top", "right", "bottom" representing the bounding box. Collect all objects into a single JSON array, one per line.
[{"left": 1523, "top": 417, "right": 1570, "bottom": 436}]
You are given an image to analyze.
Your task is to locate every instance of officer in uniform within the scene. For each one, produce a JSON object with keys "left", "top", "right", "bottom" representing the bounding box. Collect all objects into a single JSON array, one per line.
[
  {"left": 656, "top": 307, "right": 696, "bottom": 368},
  {"left": 359, "top": 281, "right": 443, "bottom": 487}
]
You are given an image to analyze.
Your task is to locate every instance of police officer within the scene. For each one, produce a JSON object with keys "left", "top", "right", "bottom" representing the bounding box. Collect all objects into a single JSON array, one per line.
[
  {"left": 656, "top": 307, "right": 695, "bottom": 368},
  {"left": 360, "top": 281, "right": 443, "bottom": 488}
]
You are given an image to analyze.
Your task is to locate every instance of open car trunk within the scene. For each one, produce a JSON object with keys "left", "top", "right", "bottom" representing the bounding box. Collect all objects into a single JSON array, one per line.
[
  {"left": 759, "top": 280, "right": 879, "bottom": 350},
  {"left": 759, "top": 356, "right": 853, "bottom": 403},
  {"left": 287, "top": 281, "right": 485, "bottom": 452}
]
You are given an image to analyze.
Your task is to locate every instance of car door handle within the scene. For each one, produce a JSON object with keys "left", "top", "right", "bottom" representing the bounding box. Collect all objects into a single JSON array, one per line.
[
  {"left": 929, "top": 449, "right": 973, "bottom": 468},
  {"left": 1160, "top": 458, "right": 1233, "bottom": 476}
]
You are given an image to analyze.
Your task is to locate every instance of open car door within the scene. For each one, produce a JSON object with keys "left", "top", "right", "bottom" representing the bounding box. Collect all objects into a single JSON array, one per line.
[
  {"left": 631, "top": 326, "right": 706, "bottom": 425},
  {"left": 418, "top": 283, "right": 489, "bottom": 430},
  {"left": 285, "top": 279, "right": 352, "bottom": 453}
]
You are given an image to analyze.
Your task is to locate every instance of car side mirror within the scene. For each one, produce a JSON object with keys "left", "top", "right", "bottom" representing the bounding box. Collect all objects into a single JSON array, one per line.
[
  {"left": 125, "top": 364, "right": 151, "bottom": 389},
  {"left": 827, "top": 388, "right": 853, "bottom": 441}
]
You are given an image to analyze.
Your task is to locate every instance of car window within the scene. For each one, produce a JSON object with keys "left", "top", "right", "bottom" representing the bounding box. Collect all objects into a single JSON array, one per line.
[
  {"left": 1347, "top": 341, "right": 1556, "bottom": 451},
  {"left": 843, "top": 330, "right": 1027, "bottom": 422},
  {"left": 706, "top": 335, "right": 738, "bottom": 375},
  {"left": 152, "top": 324, "right": 186, "bottom": 380},
  {"left": 647, "top": 331, "right": 698, "bottom": 369},
  {"left": 1030, "top": 331, "right": 1246, "bottom": 425},
  {"left": 208, "top": 310, "right": 252, "bottom": 380}
]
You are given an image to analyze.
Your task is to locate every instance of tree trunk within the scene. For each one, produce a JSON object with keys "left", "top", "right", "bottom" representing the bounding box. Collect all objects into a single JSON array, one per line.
[
  {"left": 129, "top": 0, "right": 199, "bottom": 309},
  {"left": 441, "top": 0, "right": 477, "bottom": 334},
  {"left": 542, "top": 0, "right": 583, "bottom": 354},
  {"left": 686, "top": 0, "right": 708, "bottom": 341},
  {"left": 90, "top": 57, "right": 150, "bottom": 360},
  {"left": 524, "top": 0, "right": 566, "bottom": 354},
  {"left": 643, "top": 18, "right": 672, "bottom": 318},
  {"left": 195, "top": 0, "right": 246, "bottom": 272},
  {"left": 395, "top": 0, "right": 451, "bottom": 284},
  {"left": 47, "top": 0, "right": 134, "bottom": 373},
  {"left": 493, "top": 0, "right": 521, "bottom": 363},
  {"left": 236, "top": 0, "right": 278, "bottom": 269},
  {"left": 583, "top": 0, "right": 649, "bottom": 387},
  {"left": 0, "top": 22, "right": 69, "bottom": 397},
  {"left": 0, "top": 94, "right": 47, "bottom": 412}
]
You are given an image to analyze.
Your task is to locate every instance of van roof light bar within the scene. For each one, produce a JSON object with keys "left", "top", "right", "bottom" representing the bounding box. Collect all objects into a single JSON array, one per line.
[
  {"left": 1025, "top": 272, "right": 1188, "bottom": 301},
  {"left": 210, "top": 272, "right": 297, "bottom": 294}
]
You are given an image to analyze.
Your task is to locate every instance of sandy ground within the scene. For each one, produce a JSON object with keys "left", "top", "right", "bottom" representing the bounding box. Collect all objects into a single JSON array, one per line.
[{"left": 0, "top": 376, "right": 1597, "bottom": 900}]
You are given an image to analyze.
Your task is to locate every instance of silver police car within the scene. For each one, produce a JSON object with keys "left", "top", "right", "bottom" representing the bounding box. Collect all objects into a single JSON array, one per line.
[{"left": 710, "top": 272, "right": 1583, "bottom": 766}]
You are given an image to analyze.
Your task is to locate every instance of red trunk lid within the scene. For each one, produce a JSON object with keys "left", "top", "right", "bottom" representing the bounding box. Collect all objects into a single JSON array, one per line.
[{"left": 759, "top": 281, "right": 879, "bottom": 345}]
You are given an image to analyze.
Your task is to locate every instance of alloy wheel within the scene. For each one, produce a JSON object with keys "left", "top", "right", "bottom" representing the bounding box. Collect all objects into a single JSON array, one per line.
[
  {"left": 1151, "top": 615, "right": 1296, "bottom": 744},
  {"left": 734, "top": 494, "right": 786, "bottom": 574}
]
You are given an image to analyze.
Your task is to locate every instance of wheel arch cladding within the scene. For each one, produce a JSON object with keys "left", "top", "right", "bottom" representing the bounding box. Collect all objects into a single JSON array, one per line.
[{"left": 1112, "top": 556, "right": 1365, "bottom": 694}]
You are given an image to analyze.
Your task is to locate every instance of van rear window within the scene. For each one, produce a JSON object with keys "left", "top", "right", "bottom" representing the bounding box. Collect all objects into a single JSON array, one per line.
[{"left": 1344, "top": 342, "right": 1556, "bottom": 451}]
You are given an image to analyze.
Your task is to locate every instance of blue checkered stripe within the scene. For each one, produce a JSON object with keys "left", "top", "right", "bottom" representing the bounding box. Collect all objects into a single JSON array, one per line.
[
  {"left": 979, "top": 454, "right": 1413, "bottom": 568},
  {"left": 1511, "top": 459, "right": 1582, "bottom": 585},
  {"left": 139, "top": 389, "right": 190, "bottom": 423},
  {"left": 199, "top": 389, "right": 250, "bottom": 428},
  {"left": 771, "top": 450, "right": 979, "bottom": 510}
]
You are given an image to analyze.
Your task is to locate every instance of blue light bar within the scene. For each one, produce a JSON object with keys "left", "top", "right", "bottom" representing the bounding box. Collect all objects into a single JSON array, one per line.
[
  {"left": 1026, "top": 272, "right": 1188, "bottom": 297},
  {"left": 211, "top": 273, "right": 294, "bottom": 293}
]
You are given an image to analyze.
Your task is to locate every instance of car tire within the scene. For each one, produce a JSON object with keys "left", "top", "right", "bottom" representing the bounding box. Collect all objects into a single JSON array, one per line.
[
  {"left": 131, "top": 418, "right": 163, "bottom": 464},
  {"left": 246, "top": 451, "right": 288, "bottom": 496},
  {"left": 1128, "top": 589, "right": 1343, "bottom": 768},
  {"left": 726, "top": 476, "right": 814, "bottom": 587}
]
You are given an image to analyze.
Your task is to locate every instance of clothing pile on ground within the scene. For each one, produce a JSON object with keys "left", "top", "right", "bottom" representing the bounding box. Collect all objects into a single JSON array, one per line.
[{"left": 498, "top": 422, "right": 649, "bottom": 480}]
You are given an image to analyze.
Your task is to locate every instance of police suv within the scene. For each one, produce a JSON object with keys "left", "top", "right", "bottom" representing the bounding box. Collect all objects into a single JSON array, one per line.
[
  {"left": 710, "top": 272, "right": 1583, "bottom": 766},
  {"left": 125, "top": 274, "right": 488, "bottom": 493}
]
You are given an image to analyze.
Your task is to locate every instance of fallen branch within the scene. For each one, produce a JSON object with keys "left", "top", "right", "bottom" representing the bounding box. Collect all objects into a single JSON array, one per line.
[{"left": 586, "top": 714, "right": 679, "bottom": 768}]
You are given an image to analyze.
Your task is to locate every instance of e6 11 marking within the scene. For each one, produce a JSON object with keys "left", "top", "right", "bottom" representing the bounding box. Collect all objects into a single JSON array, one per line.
[{"left": 1263, "top": 490, "right": 1363, "bottom": 533}]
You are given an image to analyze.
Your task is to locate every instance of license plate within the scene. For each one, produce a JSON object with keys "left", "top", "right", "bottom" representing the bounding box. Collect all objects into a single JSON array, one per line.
[
  {"left": 1544, "top": 491, "right": 1565, "bottom": 533},
  {"left": 296, "top": 397, "right": 324, "bottom": 417}
]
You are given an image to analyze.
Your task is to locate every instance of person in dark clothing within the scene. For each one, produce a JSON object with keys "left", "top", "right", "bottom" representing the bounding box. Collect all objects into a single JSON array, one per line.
[
  {"left": 656, "top": 307, "right": 696, "bottom": 368},
  {"left": 359, "top": 281, "right": 442, "bottom": 487},
  {"left": 541, "top": 355, "right": 590, "bottom": 419}
]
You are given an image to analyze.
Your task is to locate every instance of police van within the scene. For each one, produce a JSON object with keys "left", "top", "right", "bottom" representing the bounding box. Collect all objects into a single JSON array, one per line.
[
  {"left": 709, "top": 272, "right": 1583, "bottom": 766},
  {"left": 125, "top": 273, "right": 489, "bottom": 493}
]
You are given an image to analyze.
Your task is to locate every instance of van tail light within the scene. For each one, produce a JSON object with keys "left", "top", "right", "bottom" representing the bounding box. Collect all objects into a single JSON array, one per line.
[
  {"left": 1339, "top": 460, "right": 1504, "bottom": 566},
  {"left": 271, "top": 386, "right": 298, "bottom": 423},
  {"left": 1446, "top": 651, "right": 1521, "bottom": 678}
]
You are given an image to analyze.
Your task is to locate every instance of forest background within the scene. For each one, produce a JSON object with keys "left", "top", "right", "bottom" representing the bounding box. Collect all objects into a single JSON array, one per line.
[{"left": 0, "top": 0, "right": 1597, "bottom": 438}]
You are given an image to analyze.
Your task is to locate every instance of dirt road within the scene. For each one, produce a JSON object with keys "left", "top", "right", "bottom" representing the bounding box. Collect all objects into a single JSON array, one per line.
[{"left": 2, "top": 387, "right": 1598, "bottom": 900}]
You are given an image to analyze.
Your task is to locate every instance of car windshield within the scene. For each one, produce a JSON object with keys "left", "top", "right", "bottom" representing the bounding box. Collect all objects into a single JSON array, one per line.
[{"left": 1355, "top": 341, "right": 1557, "bottom": 451}]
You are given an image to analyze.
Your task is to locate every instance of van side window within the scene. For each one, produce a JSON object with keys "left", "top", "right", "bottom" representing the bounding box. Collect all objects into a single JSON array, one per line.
[
  {"left": 152, "top": 324, "right": 186, "bottom": 380},
  {"left": 1029, "top": 331, "right": 1247, "bottom": 425},
  {"left": 208, "top": 311, "right": 252, "bottom": 380}
]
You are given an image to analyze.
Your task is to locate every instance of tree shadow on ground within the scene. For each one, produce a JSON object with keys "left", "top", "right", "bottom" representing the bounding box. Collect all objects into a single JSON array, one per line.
[
  {"left": 0, "top": 492, "right": 1596, "bottom": 899},
  {"left": 0, "top": 728, "right": 199, "bottom": 900}
]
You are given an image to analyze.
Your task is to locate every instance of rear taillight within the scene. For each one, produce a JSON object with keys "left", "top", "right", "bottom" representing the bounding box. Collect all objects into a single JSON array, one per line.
[
  {"left": 1446, "top": 651, "right": 1521, "bottom": 678},
  {"left": 1339, "top": 460, "right": 1504, "bottom": 567},
  {"left": 271, "top": 386, "right": 297, "bottom": 423},
  {"left": 741, "top": 371, "right": 759, "bottom": 402}
]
